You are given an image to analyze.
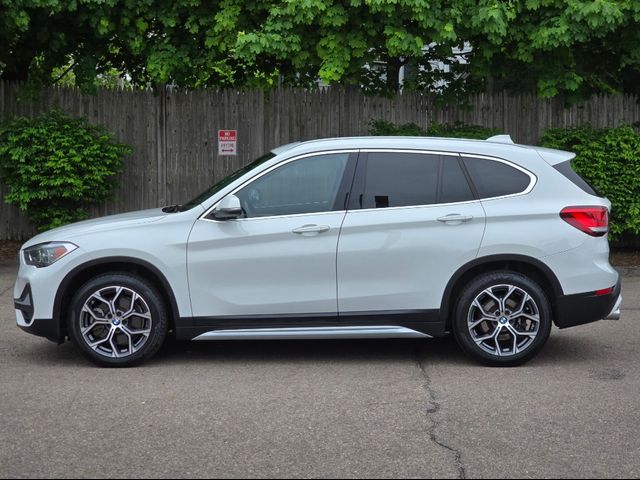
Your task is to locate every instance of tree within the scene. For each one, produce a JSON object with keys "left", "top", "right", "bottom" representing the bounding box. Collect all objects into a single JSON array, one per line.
[
  {"left": 465, "top": 0, "right": 640, "bottom": 100},
  {"left": 2, "top": 1, "right": 640, "bottom": 100}
]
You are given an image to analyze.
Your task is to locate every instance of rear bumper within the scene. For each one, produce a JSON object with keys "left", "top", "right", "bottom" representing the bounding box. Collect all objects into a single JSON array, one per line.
[{"left": 554, "top": 280, "right": 622, "bottom": 329}]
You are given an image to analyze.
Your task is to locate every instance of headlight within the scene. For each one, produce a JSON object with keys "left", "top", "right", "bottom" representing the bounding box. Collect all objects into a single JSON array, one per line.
[{"left": 23, "top": 242, "right": 78, "bottom": 268}]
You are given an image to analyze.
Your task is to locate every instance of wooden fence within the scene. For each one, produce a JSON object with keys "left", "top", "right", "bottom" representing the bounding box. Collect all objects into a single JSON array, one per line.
[{"left": 1, "top": 82, "right": 639, "bottom": 240}]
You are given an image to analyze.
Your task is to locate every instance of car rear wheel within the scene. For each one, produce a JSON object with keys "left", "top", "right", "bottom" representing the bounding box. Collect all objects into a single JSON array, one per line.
[
  {"left": 453, "top": 271, "right": 552, "bottom": 366},
  {"left": 68, "top": 273, "right": 168, "bottom": 367}
]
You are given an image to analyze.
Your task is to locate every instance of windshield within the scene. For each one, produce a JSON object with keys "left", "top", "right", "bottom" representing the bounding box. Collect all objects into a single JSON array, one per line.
[{"left": 180, "top": 152, "right": 276, "bottom": 211}]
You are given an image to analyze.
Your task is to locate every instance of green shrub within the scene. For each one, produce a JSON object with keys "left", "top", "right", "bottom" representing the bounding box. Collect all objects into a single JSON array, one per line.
[
  {"left": 369, "top": 119, "right": 501, "bottom": 139},
  {"left": 0, "top": 110, "right": 131, "bottom": 231},
  {"left": 540, "top": 125, "right": 640, "bottom": 238},
  {"left": 426, "top": 122, "right": 502, "bottom": 139},
  {"left": 368, "top": 119, "right": 425, "bottom": 136}
]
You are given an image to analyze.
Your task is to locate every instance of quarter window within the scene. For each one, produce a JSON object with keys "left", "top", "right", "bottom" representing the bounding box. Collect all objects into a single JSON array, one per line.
[
  {"left": 462, "top": 157, "right": 531, "bottom": 199},
  {"left": 236, "top": 153, "right": 350, "bottom": 218}
]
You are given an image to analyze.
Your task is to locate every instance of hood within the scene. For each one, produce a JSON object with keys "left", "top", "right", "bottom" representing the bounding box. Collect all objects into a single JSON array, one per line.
[{"left": 23, "top": 208, "right": 169, "bottom": 248}]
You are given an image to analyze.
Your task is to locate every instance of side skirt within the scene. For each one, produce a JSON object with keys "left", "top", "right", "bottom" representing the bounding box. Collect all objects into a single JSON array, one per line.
[
  {"left": 176, "top": 310, "right": 446, "bottom": 341},
  {"left": 193, "top": 325, "right": 431, "bottom": 341}
]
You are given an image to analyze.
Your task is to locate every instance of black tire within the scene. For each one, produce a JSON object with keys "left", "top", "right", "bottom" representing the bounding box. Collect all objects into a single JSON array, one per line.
[
  {"left": 68, "top": 273, "right": 168, "bottom": 367},
  {"left": 452, "top": 271, "right": 552, "bottom": 367}
]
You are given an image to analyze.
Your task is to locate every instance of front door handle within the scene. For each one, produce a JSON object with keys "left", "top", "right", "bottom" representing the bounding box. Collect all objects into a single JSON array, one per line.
[
  {"left": 292, "top": 224, "right": 331, "bottom": 236},
  {"left": 437, "top": 214, "right": 474, "bottom": 225}
]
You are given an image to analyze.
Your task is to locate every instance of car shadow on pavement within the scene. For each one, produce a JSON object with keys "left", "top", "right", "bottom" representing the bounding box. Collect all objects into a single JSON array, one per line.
[{"left": 16, "top": 330, "right": 609, "bottom": 369}]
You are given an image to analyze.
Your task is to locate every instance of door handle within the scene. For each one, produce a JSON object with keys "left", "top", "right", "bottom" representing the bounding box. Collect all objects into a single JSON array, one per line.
[
  {"left": 292, "top": 224, "right": 331, "bottom": 236},
  {"left": 437, "top": 214, "right": 474, "bottom": 224}
]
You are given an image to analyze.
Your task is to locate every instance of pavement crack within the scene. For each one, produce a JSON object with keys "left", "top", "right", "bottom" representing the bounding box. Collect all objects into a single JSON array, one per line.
[
  {"left": 414, "top": 348, "right": 466, "bottom": 480},
  {"left": 0, "top": 285, "right": 13, "bottom": 297}
]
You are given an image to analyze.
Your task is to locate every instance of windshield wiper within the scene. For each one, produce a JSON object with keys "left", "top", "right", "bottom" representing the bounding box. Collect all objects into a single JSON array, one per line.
[{"left": 162, "top": 204, "right": 183, "bottom": 213}]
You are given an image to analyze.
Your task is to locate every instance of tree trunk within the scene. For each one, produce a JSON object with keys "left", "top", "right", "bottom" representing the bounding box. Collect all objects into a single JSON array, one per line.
[{"left": 386, "top": 57, "right": 402, "bottom": 93}]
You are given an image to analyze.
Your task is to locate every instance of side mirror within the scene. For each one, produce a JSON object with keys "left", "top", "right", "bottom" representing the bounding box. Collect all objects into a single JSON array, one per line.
[{"left": 213, "top": 194, "right": 242, "bottom": 220}]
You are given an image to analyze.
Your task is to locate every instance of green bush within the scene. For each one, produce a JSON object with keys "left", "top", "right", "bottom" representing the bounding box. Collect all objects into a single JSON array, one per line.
[
  {"left": 0, "top": 110, "right": 131, "bottom": 231},
  {"left": 369, "top": 119, "right": 425, "bottom": 136},
  {"left": 369, "top": 119, "right": 501, "bottom": 139},
  {"left": 540, "top": 125, "right": 640, "bottom": 238}
]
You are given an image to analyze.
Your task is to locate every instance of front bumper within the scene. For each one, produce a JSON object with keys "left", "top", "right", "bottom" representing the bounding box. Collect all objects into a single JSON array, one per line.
[
  {"left": 554, "top": 280, "right": 622, "bottom": 329},
  {"left": 14, "top": 283, "right": 61, "bottom": 343}
]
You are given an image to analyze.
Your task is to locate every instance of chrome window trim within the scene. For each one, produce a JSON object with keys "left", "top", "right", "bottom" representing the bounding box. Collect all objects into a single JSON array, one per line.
[
  {"left": 199, "top": 149, "right": 357, "bottom": 223},
  {"left": 199, "top": 148, "right": 538, "bottom": 223},
  {"left": 361, "top": 148, "right": 460, "bottom": 157}
]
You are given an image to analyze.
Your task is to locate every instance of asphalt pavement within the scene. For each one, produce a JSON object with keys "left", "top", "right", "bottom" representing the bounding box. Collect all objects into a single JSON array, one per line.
[{"left": 1, "top": 262, "right": 638, "bottom": 478}]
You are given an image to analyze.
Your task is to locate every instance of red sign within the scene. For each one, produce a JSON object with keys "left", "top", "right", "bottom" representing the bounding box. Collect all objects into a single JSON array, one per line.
[{"left": 218, "top": 129, "right": 237, "bottom": 155}]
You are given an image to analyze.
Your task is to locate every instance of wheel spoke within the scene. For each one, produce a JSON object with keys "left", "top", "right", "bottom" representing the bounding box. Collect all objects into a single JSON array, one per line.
[
  {"left": 505, "top": 325, "right": 519, "bottom": 354},
  {"left": 122, "top": 324, "right": 151, "bottom": 338},
  {"left": 473, "top": 298, "right": 497, "bottom": 317},
  {"left": 473, "top": 325, "right": 500, "bottom": 343},
  {"left": 82, "top": 305, "right": 107, "bottom": 321},
  {"left": 501, "top": 285, "right": 518, "bottom": 311},
  {"left": 482, "top": 289, "right": 502, "bottom": 312},
  {"left": 111, "top": 286, "right": 125, "bottom": 310},
  {"left": 508, "top": 324, "right": 537, "bottom": 338},
  {"left": 469, "top": 316, "right": 498, "bottom": 329},
  {"left": 88, "top": 327, "right": 115, "bottom": 353},
  {"left": 513, "top": 312, "right": 540, "bottom": 324},
  {"left": 91, "top": 292, "right": 116, "bottom": 316},
  {"left": 81, "top": 321, "right": 110, "bottom": 335},
  {"left": 123, "top": 310, "right": 151, "bottom": 321},
  {"left": 118, "top": 327, "right": 134, "bottom": 355},
  {"left": 119, "top": 292, "right": 138, "bottom": 317},
  {"left": 509, "top": 292, "right": 531, "bottom": 316}
]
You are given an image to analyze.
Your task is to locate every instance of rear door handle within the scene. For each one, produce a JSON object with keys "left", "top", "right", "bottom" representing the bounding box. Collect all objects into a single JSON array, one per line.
[
  {"left": 437, "top": 214, "right": 474, "bottom": 225},
  {"left": 292, "top": 224, "right": 331, "bottom": 236}
]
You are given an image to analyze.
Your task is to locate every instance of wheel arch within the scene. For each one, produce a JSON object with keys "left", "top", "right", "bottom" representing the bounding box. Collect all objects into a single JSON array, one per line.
[
  {"left": 54, "top": 256, "right": 180, "bottom": 341},
  {"left": 440, "top": 254, "right": 564, "bottom": 329}
]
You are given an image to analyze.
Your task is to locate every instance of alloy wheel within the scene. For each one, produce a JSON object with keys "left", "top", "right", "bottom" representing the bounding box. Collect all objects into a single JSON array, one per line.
[
  {"left": 467, "top": 284, "right": 540, "bottom": 357},
  {"left": 79, "top": 286, "right": 153, "bottom": 359}
]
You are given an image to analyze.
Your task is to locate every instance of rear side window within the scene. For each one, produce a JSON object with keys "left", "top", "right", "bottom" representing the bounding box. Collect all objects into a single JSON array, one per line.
[
  {"left": 361, "top": 152, "right": 440, "bottom": 208},
  {"left": 554, "top": 160, "right": 601, "bottom": 197},
  {"left": 462, "top": 157, "right": 531, "bottom": 199}
]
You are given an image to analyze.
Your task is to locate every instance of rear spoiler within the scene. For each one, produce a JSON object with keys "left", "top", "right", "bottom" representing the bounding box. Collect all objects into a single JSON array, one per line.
[
  {"left": 485, "top": 134, "right": 576, "bottom": 166},
  {"left": 532, "top": 147, "right": 576, "bottom": 166}
]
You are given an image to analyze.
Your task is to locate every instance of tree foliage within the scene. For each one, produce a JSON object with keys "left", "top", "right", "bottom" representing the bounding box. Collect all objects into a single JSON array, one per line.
[
  {"left": 0, "top": 110, "right": 130, "bottom": 231},
  {"left": 2, "top": 1, "right": 640, "bottom": 99}
]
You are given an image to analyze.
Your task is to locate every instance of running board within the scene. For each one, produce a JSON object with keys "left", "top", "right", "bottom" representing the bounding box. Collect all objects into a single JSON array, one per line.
[{"left": 192, "top": 326, "right": 431, "bottom": 341}]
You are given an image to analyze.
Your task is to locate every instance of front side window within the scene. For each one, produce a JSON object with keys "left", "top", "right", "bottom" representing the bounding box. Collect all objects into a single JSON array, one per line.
[
  {"left": 181, "top": 152, "right": 276, "bottom": 211},
  {"left": 236, "top": 153, "right": 350, "bottom": 218}
]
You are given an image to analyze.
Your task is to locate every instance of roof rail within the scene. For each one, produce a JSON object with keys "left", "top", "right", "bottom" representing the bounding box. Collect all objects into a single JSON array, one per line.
[{"left": 486, "top": 134, "right": 515, "bottom": 144}]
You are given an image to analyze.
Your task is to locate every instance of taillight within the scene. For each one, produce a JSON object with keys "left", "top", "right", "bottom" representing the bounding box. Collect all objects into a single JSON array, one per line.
[{"left": 560, "top": 206, "right": 609, "bottom": 237}]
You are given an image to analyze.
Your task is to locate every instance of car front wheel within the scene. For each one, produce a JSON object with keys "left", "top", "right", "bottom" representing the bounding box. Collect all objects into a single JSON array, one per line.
[{"left": 68, "top": 273, "right": 168, "bottom": 367}]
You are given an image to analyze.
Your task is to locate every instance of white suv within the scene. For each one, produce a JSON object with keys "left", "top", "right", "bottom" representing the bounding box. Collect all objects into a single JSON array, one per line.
[{"left": 14, "top": 135, "right": 622, "bottom": 367}]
